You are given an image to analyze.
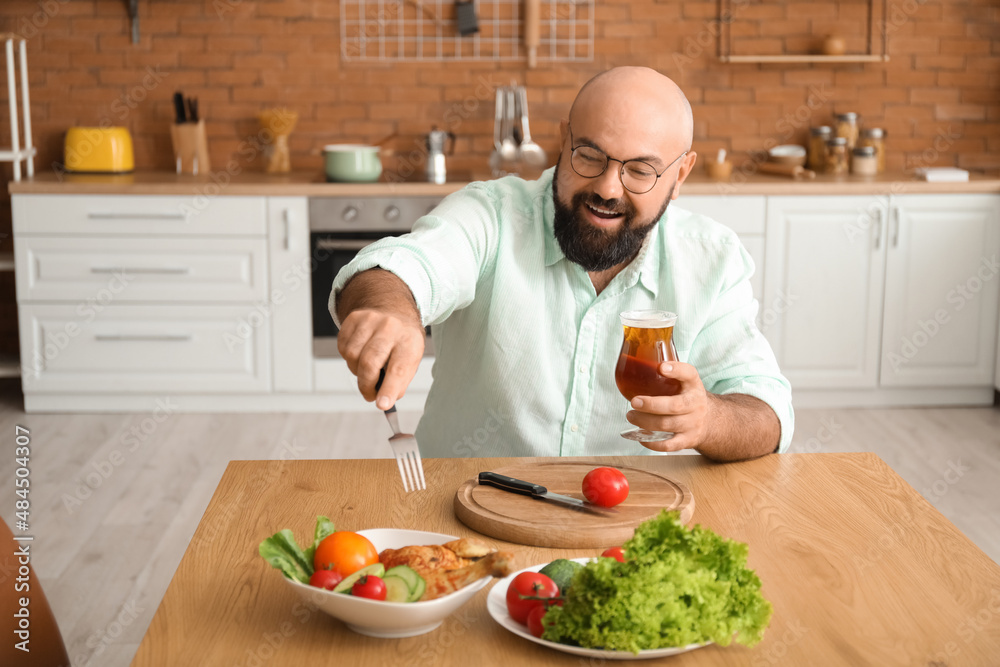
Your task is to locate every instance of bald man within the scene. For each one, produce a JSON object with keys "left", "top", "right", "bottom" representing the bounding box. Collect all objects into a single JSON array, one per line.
[{"left": 331, "top": 67, "right": 794, "bottom": 461}]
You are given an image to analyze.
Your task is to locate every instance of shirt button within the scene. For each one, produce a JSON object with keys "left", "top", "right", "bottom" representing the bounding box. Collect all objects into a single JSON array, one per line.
[
  {"left": 578, "top": 365, "right": 586, "bottom": 373},
  {"left": 570, "top": 425, "right": 579, "bottom": 432}
]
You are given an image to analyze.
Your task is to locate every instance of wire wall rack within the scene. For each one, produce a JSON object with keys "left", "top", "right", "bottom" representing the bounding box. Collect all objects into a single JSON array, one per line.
[{"left": 341, "top": 0, "right": 594, "bottom": 62}]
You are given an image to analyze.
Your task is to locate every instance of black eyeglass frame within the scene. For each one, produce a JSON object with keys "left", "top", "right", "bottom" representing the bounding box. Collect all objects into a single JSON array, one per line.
[{"left": 567, "top": 125, "right": 689, "bottom": 195}]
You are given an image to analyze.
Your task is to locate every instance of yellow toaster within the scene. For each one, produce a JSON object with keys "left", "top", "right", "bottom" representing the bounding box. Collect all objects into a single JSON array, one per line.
[{"left": 64, "top": 126, "right": 135, "bottom": 173}]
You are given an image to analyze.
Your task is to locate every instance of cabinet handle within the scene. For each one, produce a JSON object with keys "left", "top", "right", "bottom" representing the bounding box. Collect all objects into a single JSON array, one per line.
[
  {"left": 873, "top": 209, "right": 883, "bottom": 251},
  {"left": 87, "top": 212, "right": 187, "bottom": 221},
  {"left": 90, "top": 267, "right": 191, "bottom": 275},
  {"left": 891, "top": 207, "right": 901, "bottom": 248},
  {"left": 315, "top": 239, "right": 373, "bottom": 251},
  {"left": 94, "top": 334, "right": 193, "bottom": 342},
  {"left": 282, "top": 208, "right": 292, "bottom": 251}
]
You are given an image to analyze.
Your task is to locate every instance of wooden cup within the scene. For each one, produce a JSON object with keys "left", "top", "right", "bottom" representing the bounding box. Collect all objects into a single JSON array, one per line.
[{"left": 170, "top": 120, "right": 210, "bottom": 175}]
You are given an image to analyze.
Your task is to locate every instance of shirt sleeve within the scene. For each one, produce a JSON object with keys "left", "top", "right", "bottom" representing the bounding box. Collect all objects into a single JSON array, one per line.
[
  {"left": 328, "top": 183, "right": 502, "bottom": 329},
  {"left": 689, "top": 241, "right": 795, "bottom": 454}
]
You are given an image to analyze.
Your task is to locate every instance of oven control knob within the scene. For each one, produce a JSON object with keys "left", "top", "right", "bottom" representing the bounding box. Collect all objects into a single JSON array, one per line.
[
  {"left": 384, "top": 205, "right": 400, "bottom": 221},
  {"left": 342, "top": 206, "right": 359, "bottom": 222}
]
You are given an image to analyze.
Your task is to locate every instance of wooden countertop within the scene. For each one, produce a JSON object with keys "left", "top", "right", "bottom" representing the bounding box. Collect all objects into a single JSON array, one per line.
[
  {"left": 131, "top": 453, "right": 1000, "bottom": 666},
  {"left": 10, "top": 169, "right": 1000, "bottom": 197}
]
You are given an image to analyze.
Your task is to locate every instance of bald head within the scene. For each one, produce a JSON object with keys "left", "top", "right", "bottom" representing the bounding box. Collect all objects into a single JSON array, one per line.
[{"left": 569, "top": 67, "right": 693, "bottom": 152}]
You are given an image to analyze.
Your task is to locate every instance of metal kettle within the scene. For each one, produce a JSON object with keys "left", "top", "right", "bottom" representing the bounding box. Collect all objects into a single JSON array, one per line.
[{"left": 425, "top": 126, "right": 455, "bottom": 184}]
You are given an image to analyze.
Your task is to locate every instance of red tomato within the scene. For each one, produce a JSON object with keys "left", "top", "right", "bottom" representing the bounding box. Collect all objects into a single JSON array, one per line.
[
  {"left": 505, "top": 572, "right": 559, "bottom": 624},
  {"left": 526, "top": 605, "right": 548, "bottom": 638},
  {"left": 309, "top": 567, "right": 344, "bottom": 591},
  {"left": 601, "top": 546, "right": 626, "bottom": 563},
  {"left": 582, "top": 467, "right": 629, "bottom": 508},
  {"left": 313, "top": 531, "right": 379, "bottom": 579},
  {"left": 352, "top": 575, "right": 387, "bottom": 601}
]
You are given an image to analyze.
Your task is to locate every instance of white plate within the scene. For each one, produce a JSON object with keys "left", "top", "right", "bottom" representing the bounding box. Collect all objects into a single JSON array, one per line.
[
  {"left": 486, "top": 558, "right": 710, "bottom": 660},
  {"left": 283, "top": 528, "right": 492, "bottom": 638}
]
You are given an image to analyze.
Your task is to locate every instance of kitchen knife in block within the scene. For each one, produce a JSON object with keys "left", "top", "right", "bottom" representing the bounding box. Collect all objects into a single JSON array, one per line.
[
  {"left": 454, "top": 461, "right": 694, "bottom": 548},
  {"left": 170, "top": 120, "right": 211, "bottom": 175},
  {"left": 524, "top": 0, "right": 540, "bottom": 68}
]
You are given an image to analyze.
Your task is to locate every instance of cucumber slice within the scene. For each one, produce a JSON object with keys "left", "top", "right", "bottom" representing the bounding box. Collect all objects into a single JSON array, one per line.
[
  {"left": 384, "top": 565, "right": 426, "bottom": 602},
  {"left": 383, "top": 575, "right": 411, "bottom": 602},
  {"left": 409, "top": 574, "right": 426, "bottom": 602},
  {"left": 332, "top": 563, "right": 385, "bottom": 594}
]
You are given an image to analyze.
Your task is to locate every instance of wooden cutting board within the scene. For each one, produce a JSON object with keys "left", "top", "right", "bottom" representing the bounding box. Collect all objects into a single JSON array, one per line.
[{"left": 453, "top": 461, "right": 694, "bottom": 548}]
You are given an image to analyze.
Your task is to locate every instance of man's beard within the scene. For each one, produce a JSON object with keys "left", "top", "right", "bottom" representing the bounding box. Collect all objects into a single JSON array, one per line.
[{"left": 552, "top": 159, "right": 673, "bottom": 272}]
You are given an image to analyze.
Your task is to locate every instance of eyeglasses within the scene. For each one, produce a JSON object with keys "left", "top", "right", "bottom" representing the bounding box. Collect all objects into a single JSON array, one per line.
[{"left": 568, "top": 126, "right": 688, "bottom": 194}]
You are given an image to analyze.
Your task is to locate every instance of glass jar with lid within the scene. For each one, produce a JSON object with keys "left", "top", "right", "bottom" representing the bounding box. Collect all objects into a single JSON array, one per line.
[
  {"left": 834, "top": 112, "right": 859, "bottom": 149},
  {"left": 851, "top": 146, "right": 878, "bottom": 176},
  {"left": 825, "top": 137, "right": 849, "bottom": 175},
  {"left": 857, "top": 128, "right": 886, "bottom": 173},
  {"left": 808, "top": 126, "right": 832, "bottom": 171}
]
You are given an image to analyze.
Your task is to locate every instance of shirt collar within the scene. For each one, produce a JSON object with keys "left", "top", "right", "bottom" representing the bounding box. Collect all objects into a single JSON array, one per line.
[{"left": 541, "top": 169, "right": 564, "bottom": 267}]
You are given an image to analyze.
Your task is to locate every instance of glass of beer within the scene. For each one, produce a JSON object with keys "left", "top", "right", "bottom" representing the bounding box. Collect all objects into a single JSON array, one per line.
[{"left": 615, "top": 310, "right": 680, "bottom": 442}]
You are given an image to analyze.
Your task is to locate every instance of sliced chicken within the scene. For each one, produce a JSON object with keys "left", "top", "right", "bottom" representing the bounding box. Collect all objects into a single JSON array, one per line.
[
  {"left": 379, "top": 544, "right": 464, "bottom": 577},
  {"left": 443, "top": 537, "right": 496, "bottom": 559},
  {"left": 420, "top": 551, "right": 515, "bottom": 601}
]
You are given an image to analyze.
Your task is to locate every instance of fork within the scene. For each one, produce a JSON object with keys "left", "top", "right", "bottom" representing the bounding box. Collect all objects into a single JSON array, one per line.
[{"left": 376, "top": 369, "right": 426, "bottom": 492}]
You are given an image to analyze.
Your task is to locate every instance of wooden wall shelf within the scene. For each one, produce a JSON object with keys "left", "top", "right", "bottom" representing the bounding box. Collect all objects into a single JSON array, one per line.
[
  {"left": 721, "top": 55, "right": 890, "bottom": 64},
  {"left": 718, "top": 0, "right": 889, "bottom": 65}
]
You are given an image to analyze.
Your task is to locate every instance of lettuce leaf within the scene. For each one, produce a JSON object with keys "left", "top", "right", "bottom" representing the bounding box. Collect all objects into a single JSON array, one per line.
[
  {"left": 543, "top": 510, "right": 772, "bottom": 653},
  {"left": 259, "top": 516, "right": 336, "bottom": 584}
]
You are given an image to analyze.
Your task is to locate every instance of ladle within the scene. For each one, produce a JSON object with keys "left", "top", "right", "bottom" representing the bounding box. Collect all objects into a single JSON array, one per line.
[{"left": 516, "top": 86, "right": 546, "bottom": 168}]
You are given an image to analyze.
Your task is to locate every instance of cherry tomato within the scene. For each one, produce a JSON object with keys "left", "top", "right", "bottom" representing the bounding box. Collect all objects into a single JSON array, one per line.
[
  {"left": 526, "top": 605, "right": 548, "bottom": 638},
  {"left": 309, "top": 567, "right": 344, "bottom": 591},
  {"left": 313, "top": 531, "right": 379, "bottom": 579},
  {"left": 352, "top": 575, "right": 387, "bottom": 601},
  {"left": 582, "top": 467, "right": 629, "bottom": 508},
  {"left": 505, "top": 572, "right": 559, "bottom": 625},
  {"left": 601, "top": 546, "right": 626, "bottom": 563}
]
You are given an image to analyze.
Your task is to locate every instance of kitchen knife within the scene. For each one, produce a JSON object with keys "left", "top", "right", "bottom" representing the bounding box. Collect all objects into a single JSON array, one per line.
[
  {"left": 478, "top": 472, "right": 618, "bottom": 514},
  {"left": 173, "top": 92, "right": 187, "bottom": 124}
]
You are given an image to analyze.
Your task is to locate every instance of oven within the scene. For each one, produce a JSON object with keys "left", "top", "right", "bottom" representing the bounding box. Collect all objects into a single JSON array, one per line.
[{"left": 309, "top": 196, "right": 442, "bottom": 358}]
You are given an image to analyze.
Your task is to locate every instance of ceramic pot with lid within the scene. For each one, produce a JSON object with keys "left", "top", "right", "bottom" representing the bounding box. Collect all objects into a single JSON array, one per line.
[{"left": 323, "top": 145, "right": 382, "bottom": 182}]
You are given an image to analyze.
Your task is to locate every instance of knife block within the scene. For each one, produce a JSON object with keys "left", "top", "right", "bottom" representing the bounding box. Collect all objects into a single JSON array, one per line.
[{"left": 170, "top": 120, "right": 210, "bottom": 175}]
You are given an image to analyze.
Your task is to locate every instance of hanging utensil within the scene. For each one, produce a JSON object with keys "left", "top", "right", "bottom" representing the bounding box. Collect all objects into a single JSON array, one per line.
[
  {"left": 516, "top": 86, "right": 546, "bottom": 167},
  {"left": 525, "top": 0, "right": 540, "bottom": 68},
  {"left": 499, "top": 87, "right": 518, "bottom": 162},
  {"left": 489, "top": 88, "right": 503, "bottom": 175},
  {"left": 455, "top": 0, "right": 479, "bottom": 36}
]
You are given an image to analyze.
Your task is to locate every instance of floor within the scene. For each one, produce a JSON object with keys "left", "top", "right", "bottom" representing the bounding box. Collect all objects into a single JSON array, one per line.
[{"left": 0, "top": 380, "right": 997, "bottom": 667}]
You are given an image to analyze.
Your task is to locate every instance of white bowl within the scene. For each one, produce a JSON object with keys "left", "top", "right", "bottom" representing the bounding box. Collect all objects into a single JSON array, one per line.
[{"left": 282, "top": 528, "right": 492, "bottom": 638}]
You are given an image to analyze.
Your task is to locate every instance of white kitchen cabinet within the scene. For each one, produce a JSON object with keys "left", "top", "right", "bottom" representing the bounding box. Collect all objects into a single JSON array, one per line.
[
  {"left": 13, "top": 194, "right": 273, "bottom": 407},
  {"left": 12, "top": 194, "right": 267, "bottom": 236},
  {"left": 676, "top": 195, "right": 766, "bottom": 300},
  {"left": 18, "top": 304, "right": 270, "bottom": 393},
  {"left": 267, "top": 197, "right": 314, "bottom": 393},
  {"left": 763, "top": 195, "right": 887, "bottom": 389},
  {"left": 14, "top": 236, "right": 267, "bottom": 303},
  {"left": 881, "top": 194, "right": 1000, "bottom": 387},
  {"left": 765, "top": 193, "right": 1000, "bottom": 395}
]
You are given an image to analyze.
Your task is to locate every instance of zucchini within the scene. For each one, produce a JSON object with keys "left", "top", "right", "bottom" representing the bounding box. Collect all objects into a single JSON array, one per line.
[{"left": 332, "top": 563, "right": 385, "bottom": 594}]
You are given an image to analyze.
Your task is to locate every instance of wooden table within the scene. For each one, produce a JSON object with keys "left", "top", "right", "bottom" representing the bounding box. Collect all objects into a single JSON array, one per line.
[{"left": 131, "top": 454, "right": 1000, "bottom": 666}]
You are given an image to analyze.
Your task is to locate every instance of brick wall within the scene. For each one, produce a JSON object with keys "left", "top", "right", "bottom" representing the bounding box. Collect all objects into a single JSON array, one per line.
[{"left": 0, "top": 0, "right": 998, "bottom": 361}]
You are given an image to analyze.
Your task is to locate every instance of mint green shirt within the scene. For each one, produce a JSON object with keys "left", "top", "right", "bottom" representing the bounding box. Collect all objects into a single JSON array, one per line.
[{"left": 331, "top": 169, "right": 793, "bottom": 458}]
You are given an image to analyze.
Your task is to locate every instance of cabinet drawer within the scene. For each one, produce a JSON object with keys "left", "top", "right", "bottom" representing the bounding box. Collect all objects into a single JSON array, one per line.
[
  {"left": 676, "top": 195, "right": 766, "bottom": 234},
  {"left": 18, "top": 304, "right": 270, "bottom": 393},
  {"left": 15, "top": 237, "right": 268, "bottom": 303},
  {"left": 12, "top": 194, "right": 266, "bottom": 236}
]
